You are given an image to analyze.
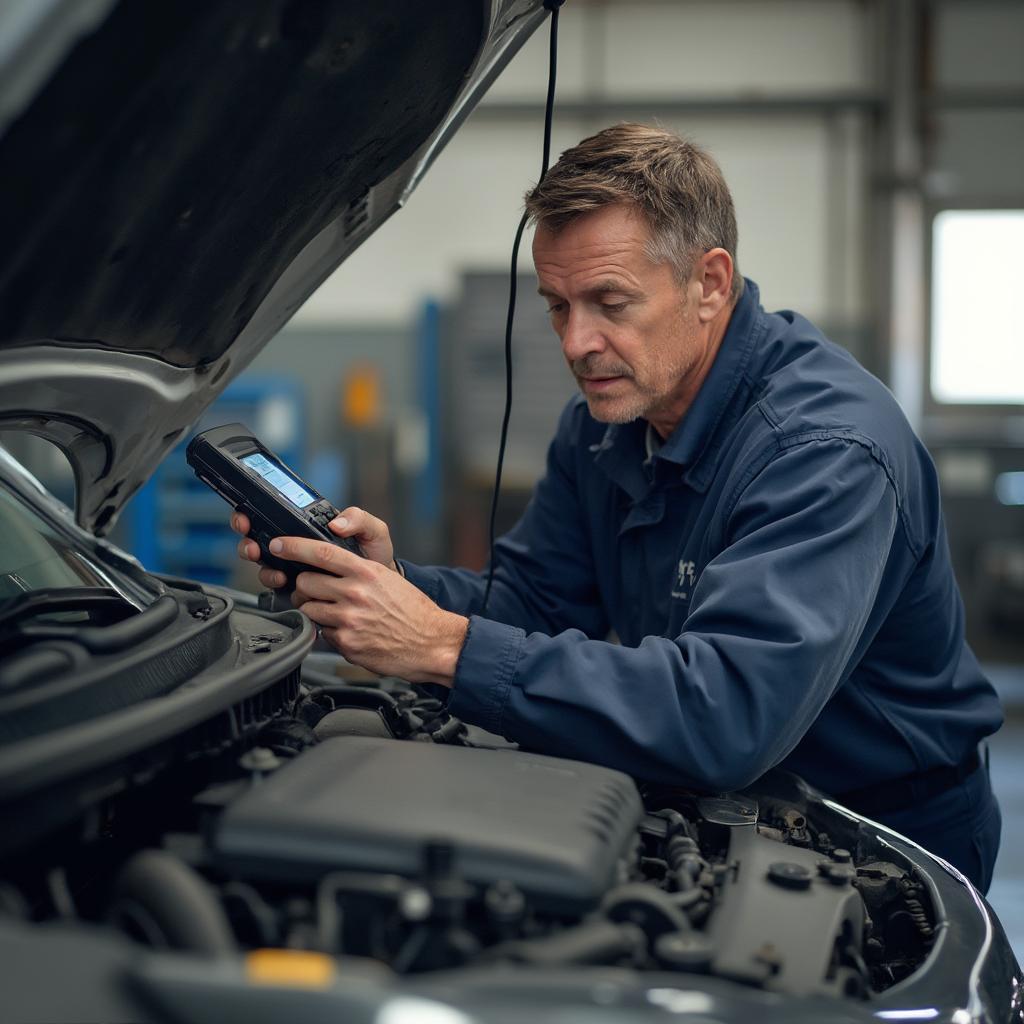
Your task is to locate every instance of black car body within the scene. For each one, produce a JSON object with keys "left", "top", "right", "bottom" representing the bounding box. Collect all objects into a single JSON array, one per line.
[{"left": 0, "top": 3, "right": 1021, "bottom": 1022}]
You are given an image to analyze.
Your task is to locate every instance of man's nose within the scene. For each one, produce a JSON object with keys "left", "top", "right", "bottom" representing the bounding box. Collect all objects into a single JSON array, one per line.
[{"left": 560, "top": 308, "right": 605, "bottom": 362}]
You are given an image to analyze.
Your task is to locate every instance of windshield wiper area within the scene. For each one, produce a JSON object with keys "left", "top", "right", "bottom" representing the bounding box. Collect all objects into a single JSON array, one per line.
[{"left": 0, "top": 588, "right": 175, "bottom": 656}]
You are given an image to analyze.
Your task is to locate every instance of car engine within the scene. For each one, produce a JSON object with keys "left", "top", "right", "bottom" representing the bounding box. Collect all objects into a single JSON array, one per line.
[{"left": 0, "top": 660, "right": 939, "bottom": 1001}]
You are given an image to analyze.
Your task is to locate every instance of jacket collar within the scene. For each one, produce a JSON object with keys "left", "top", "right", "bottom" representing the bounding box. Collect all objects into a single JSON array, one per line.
[{"left": 593, "top": 278, "right": 763, "bottom": 497}]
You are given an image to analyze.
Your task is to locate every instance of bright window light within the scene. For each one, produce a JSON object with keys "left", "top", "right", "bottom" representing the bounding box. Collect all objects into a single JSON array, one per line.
[
  {"left": 995, "top": 472, "right": 1024, "bottom": 506},
  {"left": 931, "top": 210, "right": 1024, "bottom": 404}
]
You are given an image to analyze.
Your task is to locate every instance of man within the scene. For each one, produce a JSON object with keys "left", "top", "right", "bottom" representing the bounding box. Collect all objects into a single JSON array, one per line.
[{"left": 233, "top": 124, "right": 1003, "bottom": 891}]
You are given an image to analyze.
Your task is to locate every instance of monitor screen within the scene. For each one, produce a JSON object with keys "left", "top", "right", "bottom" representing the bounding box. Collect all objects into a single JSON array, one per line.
[{"left": 241, "top": 452, "right": 317, "bottom": 508}]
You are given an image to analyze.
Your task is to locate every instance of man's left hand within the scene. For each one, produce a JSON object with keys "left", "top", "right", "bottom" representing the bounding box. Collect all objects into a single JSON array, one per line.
[{"left": 266, "top": 536, "right": 467, "bottom": 686}]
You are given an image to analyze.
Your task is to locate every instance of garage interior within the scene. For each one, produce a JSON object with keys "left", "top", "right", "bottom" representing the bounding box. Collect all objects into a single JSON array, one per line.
[{"left": 3, "top": 0, "right": 1022, "bottom": 965}]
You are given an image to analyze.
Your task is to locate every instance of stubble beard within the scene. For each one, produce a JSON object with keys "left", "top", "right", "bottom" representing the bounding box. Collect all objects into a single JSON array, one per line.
[
  {"left": 571, "top": 355, "right": 644, "bottom": 423},
  {"left": 579, "top": 378, "right": 655, "bottom": 424},
  {"left": 569, "top": 297, "right": 702, "bottom": 425},
  {"left": 572, "top": 340, "right": 699, "bottom": 426}
]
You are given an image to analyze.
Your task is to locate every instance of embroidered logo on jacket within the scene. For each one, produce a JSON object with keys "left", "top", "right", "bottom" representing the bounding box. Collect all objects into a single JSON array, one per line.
[{"left": 672, "top": 559, "right": 697, "bottom": 601}]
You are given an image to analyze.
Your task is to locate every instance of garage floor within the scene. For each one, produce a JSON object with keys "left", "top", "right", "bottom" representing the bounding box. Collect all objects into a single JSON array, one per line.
[{"left": 985, "top": 665, "right": 1024, "bottom": 963}]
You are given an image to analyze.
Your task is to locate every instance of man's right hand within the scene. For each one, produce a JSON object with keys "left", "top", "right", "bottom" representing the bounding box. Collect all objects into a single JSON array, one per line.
[{"left": 230, "top": 506, "right": 399, "bottom": 591}]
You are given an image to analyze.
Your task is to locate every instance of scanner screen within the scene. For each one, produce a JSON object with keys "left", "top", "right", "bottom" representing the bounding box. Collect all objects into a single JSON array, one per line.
[{"left": 241, "top": 452, "right": 317, "bottom": 508}]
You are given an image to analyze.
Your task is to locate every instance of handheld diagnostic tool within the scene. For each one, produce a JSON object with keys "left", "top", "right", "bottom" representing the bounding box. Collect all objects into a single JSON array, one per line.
[{"left": 186, "top": 422, "right": 361, "bottom": 582}]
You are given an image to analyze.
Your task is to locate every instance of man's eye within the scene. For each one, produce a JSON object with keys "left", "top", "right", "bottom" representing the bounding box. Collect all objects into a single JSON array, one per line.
[
  {"left": 601, "top": 302, "right": 628, "bottom": 314},
  {"left": 547, "top": 303, "right": 566, "bottom": 315}
]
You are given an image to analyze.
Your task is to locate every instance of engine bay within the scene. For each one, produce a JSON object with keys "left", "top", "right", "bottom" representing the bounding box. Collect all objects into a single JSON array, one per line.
[{"left": 0, "top": 651, "right": 941, "bottom": 1003}]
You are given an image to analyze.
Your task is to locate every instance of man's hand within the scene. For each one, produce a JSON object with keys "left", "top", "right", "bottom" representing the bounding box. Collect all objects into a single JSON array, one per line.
[
  {"left": 231, "top": 506, "right": 398, "bottom": 591},
  {"left": 264, "top": 536, "right": 466, "bottom": 685}
]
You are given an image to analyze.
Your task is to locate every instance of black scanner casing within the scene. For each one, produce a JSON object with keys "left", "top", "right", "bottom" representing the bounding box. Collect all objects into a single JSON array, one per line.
[{"left": 185, "top": 422, "right": 360, "bottom": 583}]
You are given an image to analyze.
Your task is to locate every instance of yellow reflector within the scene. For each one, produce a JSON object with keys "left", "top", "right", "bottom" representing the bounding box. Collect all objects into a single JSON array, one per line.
[{"left": 246, "top": 948, "right": 336, "bottom": 988}]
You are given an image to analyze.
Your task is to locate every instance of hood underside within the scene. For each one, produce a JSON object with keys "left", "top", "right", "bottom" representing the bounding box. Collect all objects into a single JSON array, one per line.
[{"left": 0, "top": 0, "right": 545, "bottom": 532}]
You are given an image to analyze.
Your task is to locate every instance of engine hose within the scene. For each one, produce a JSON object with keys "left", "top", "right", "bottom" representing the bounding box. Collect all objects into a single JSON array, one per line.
[
  {"left": 654, "top": 808, "right": 699, "bottom": 843},
  {"left": 904, "top": 895, "right": 934, "bottom": 945},
  {"left": 688, "top": 897, "right": 712, "bottom": 928},
  {"left": 845, "top": 943, "right": 872, "bottom": 988},
  {"left": 257, "top": 716, "right": 318, "bottom": 756},
  {"left": 665, "top": 835, "right": 704, "bottom": 892},
  {"left": 491, "top": 920, "right": 646, "bottom": 967},
  {"left": 429, "top": 715, "right": 466, "bottom": 744},
  {"left": 109, "top": 850, "right": 235, "bottom": 956},
  {"left": 603, "top": 882, "right": 693, "bottom": 939},
  {"left": 670, "top": 888, "right": 705, "bottom": 910}
]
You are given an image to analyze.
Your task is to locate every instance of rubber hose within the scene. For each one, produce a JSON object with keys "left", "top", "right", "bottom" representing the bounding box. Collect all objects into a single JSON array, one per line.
[
  {"left": 314, "top": 707, "right": 395, "bottom": 740},
  {"left": 496, "top": 920, "right": 645, "bottom": 966},
  {"left": 110, "top": 849, "right": 235, "bottom": 956}
]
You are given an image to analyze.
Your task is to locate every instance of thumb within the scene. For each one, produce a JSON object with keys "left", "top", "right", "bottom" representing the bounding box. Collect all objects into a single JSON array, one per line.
[{"left": 327, "top": 507, "right": 395, "bottom": 570}]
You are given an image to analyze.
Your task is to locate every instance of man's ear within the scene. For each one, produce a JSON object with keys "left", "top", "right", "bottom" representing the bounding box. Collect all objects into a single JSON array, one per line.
[{"left": 694, "top": 248, "right": 734, "bottom": 323}]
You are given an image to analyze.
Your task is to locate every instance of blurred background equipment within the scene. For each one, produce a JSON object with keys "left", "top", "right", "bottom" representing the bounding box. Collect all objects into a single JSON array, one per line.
[
  {"left": 5, "top": 0, "right": 1020, "bottom": 659},
  {"left": 121, "top": 377, "right": 309, "bottom": 589}
]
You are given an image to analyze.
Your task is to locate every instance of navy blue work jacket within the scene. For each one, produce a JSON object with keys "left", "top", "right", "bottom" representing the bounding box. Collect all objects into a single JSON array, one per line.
[{"left": 402, "top": 280, "right": 1003, "bottom": 795}]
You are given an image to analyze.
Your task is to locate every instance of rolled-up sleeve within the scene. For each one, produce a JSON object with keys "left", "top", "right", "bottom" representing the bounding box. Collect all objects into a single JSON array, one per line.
[{"left": 447, "top": 438, "right": 900, "bottom": 790}]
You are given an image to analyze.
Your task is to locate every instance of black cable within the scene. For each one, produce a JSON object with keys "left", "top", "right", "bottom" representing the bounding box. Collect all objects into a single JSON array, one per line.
[{"left": 482, "top": 1, "right": 561, "bottom": 614}]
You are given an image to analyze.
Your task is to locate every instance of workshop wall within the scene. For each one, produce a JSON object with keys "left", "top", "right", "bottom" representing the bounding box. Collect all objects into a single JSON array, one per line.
[
  {"left": 251, "top": 0, "right": 880, "bottom": 576},
  {"left": 240, "top": 0, "right": 1023, "bottom": 652},
  {"left": 9, "top": 0, "right": 1006, "bottom": 658},
  {"left": 294, "top": 0, "right": 872, "bottom": 334}
]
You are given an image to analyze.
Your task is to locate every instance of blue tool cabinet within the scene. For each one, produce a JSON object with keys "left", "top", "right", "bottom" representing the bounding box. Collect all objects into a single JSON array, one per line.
[{"left": 123, "top": 376, "right": 306, "bottom": 586}]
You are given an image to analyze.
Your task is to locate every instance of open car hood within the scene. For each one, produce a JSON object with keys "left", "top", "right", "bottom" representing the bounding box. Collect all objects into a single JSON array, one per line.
[{"left": 0, "top": 0, "right": 546, "bottom": 534}]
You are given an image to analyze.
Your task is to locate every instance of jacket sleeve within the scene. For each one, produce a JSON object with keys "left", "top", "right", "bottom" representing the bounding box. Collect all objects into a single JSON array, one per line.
[
  {"left": 400, "top": 400, "right": 609, "bottom": 640},
  {"left": 446, "top": 437, "right": 900, "bottom": 790}
]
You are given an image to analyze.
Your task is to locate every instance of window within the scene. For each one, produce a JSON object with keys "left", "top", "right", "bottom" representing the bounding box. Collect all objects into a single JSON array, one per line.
[
  {"left": 0, "top": 486, "right": 113, "bottom": 601},
  {"left": 930, "top": 210, "right": 1024, "bottom": 405}
]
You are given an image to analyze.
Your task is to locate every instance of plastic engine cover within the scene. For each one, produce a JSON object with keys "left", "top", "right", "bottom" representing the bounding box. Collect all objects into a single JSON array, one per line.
[{"left": 214, "top": 736, "right": 643, "bottom": 914}]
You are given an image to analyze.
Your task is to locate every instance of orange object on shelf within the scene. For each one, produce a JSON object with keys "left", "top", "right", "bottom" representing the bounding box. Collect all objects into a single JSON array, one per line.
[{"left": 341, "top": 363, "right": 382, "bottom": 428}]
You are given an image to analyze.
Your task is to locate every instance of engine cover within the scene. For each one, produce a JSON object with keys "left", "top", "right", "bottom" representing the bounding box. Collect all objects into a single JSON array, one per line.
[{"left": 213, "top": 736, "right": 644, "bottom": 914}]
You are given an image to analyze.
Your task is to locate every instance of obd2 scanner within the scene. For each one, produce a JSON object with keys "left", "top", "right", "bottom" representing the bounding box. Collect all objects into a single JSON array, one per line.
[{"left": 186, "top": 422, "right": 361, "bottom": 588}]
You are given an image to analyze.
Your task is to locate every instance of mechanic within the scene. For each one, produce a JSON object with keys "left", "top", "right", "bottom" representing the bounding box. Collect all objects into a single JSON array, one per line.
[{"left": 233, "top": 124, "right": 1003, "bottom": 892}]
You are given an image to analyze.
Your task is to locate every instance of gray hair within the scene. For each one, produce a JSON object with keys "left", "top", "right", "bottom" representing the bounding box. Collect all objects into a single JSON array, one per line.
[{"left": 524, "top": 123, "right": 743, "bottom": 300}]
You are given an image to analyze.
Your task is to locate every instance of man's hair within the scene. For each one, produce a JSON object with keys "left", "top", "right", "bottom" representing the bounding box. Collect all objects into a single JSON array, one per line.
[{"left": 524, "top": 123, "right": 743, "bottom": 301}]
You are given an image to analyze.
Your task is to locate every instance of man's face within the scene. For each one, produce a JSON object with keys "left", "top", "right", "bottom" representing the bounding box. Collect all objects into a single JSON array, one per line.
[{"left": 533, "top": 204, "right": 705, "bottom": 431}]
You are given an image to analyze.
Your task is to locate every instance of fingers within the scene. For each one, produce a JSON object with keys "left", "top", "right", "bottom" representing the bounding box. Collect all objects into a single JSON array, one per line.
[
  {"left": 231, "top": 508, "right": 375, "bottom": 592},
  {"left": 238, "top": 538, "right": 288, "bottom": 590},
  {"left": 292, "top": 568, "right": 464, "bottom": 685},
  {"left": 258, "top": 566, "right": 289, "bottom": 590},
  {"left": 231, "top": 511, "right": 287, "bottom": 590},
  {"left": 232, "top": 512, "right": 261, "bottom": 563},
  {"left": 297, "top": 598, "right": 338, "bottom": 624},
  {"left": 268, "top": 535, "right": 368, "bottom": 577},
  {"left": 329, "top": 506, "right": 385, "bottom": 541},
  {"left": 236, "top": 536, "right": 261, "bottom": 562},
  {"left": 300, "top": 603, "right": 353, "bottom": 660},
  {"left": 294, "top": 569, "right": 364, "bottom": 604},
  {"left": 328, "top": 506, "right": 395, "bottom": 569},
  {"left": 291, "top": 573, "right": 354, "bottom": 618}
]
